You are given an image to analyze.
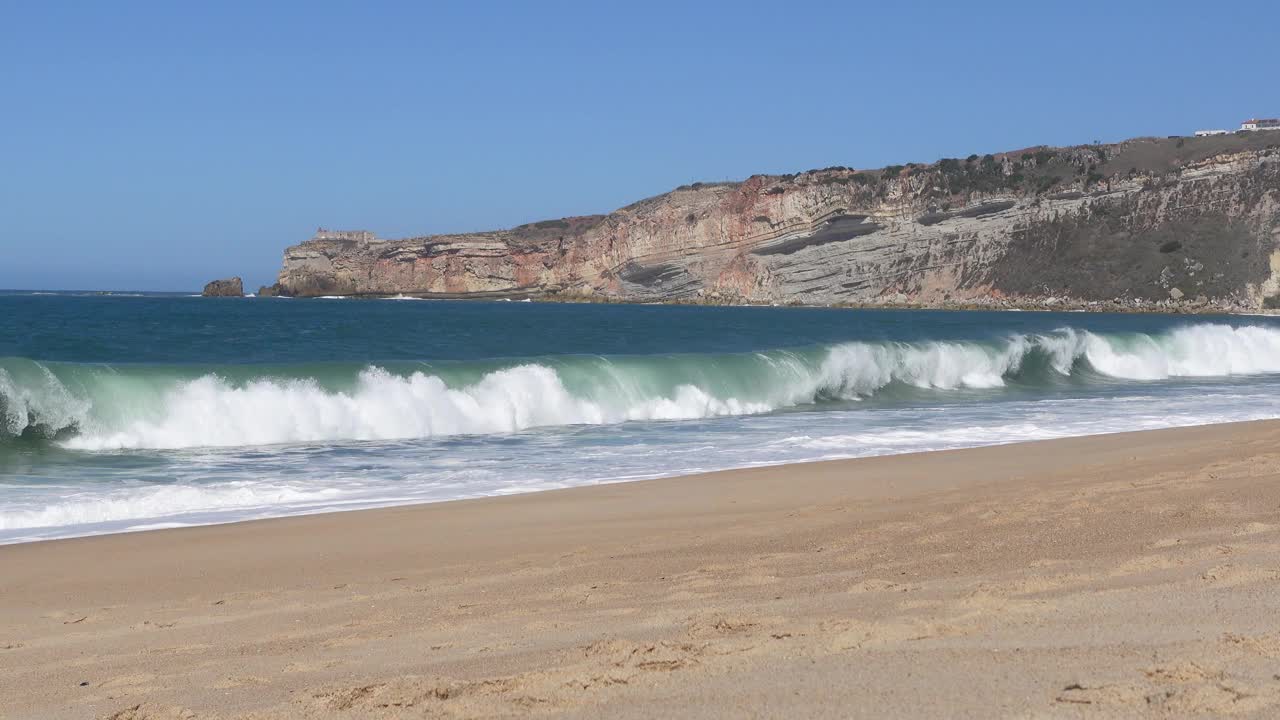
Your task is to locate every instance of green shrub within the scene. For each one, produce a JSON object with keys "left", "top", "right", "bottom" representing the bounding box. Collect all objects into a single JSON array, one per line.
[
  {"left": 1034, "top": 175, "right": 1060, "bottom": 194},
  {"left": 1032, "top": 150, "right": 1056, "bottom": 164}
]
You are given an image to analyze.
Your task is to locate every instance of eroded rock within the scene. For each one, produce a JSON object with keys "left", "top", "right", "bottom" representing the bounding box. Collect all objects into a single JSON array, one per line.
[
  {"left": 269, "top": 134, "right": 1280, "bottom": 311},
  {"left": 201, "top": 277, "right": 244, "bottom": 297}
]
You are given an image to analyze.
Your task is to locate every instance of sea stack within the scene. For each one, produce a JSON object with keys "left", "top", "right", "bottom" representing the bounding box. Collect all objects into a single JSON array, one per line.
[{"left": 202, "top": 277, "right": 244, "bottom": 297}]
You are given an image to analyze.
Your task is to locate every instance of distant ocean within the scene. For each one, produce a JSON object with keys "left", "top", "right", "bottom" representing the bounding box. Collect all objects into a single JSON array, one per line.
[{"left": 4, "top": 290, "right": 1280, "bottom": 543}]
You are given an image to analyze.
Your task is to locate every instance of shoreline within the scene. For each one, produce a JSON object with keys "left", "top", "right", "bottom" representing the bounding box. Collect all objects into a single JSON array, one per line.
[
  {"left": 257, "top": 291, "right": 1279, "bottom": 316},
  {"left": 11, "top": 306, "right": 1280, "bottom": 550},
  {"left": 11, "top": 410, "right": 1280, "bottom": 547},
  {"left": 11, "top": 288, "right": 1280, "bottom": 316},
  {"left": 5, "top": 420, "right": 1280, "bottom": 717}
]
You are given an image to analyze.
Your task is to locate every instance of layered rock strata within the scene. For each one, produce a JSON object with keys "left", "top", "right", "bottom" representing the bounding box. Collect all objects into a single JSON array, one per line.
[{"left": 268, "top": 134, "right": 1280, "bottom": 311}]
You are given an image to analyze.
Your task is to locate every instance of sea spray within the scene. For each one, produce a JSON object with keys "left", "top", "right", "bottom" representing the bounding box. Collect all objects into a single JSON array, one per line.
[
  {"left": 5, "top": 323, "right": 1280, "bottom": 451},
  {"left": 8, "top": 298, "right": 1280, "bottom": 543}
]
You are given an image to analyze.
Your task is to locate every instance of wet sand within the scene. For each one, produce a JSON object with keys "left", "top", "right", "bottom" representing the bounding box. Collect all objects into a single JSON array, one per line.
[{"left": 3, "top": 421, "right": 1280, "bottom": 718}]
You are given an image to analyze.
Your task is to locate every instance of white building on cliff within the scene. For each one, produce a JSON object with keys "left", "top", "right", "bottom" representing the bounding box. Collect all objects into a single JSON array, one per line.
[
  {"left": 1240, "top": 118, "right": 1280, "bottom": 131},
  {"left": 1195, "top": 118, "right": 1279, "bottom": 136}
]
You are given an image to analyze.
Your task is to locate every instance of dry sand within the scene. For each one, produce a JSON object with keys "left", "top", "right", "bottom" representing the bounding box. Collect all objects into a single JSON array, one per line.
[{"left": 4, "top": 421, "right": 1280, "bottom": 718}]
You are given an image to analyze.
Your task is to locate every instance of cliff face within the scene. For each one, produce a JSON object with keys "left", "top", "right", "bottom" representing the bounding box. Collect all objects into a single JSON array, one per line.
[{"left": 271, "top": 133, "right": 1280, "bottom": 310}]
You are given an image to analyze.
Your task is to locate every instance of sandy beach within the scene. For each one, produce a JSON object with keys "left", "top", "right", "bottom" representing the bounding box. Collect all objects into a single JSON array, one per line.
[{"left": 3, "top": 421, "right": 1280, "bottom": 718}]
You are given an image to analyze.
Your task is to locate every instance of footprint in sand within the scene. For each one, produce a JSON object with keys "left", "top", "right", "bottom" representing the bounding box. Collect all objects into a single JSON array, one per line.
[
  {"left": 1221, "top": 632, "right": 1280, "bottom": 658},
  {"left": 210, "top": 675, "right": 273, "bottom": 689},
  {"left": 1232, "top": 521, "right": 1277, "bottom": 536},
  {"left": 1056, "top": 664, "right": 1279, "bottom": 715},
  {"left": 283, "top": 659, "right": 345, "bottom": 673},
  {"left": 1200, "top": 564, "right": 1280, "bottom": 587},
  {"left": 102, "top": 702, "right": 197, "bottom": 720},
  {"left": 99, "top": 673, "right": 159, "bottom": 690}
]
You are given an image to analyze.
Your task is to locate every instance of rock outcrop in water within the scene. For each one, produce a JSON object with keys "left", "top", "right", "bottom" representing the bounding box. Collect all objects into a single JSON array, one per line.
[
  {"left": 269, "top": 134, "right": 1280, "bottom": 311},
  {"left": 202, "top": 277, "right": 244, "bottom": 297}
]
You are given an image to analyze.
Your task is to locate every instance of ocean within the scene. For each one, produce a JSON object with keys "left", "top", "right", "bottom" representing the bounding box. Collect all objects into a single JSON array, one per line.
[{"left": 4, "top": 290, "right": 1280, "bottom": 544}]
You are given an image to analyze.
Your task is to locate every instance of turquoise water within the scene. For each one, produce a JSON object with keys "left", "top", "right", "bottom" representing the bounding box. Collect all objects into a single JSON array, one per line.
[{"left": 5, "top": 290, "right": 1280, "bottom": 543}]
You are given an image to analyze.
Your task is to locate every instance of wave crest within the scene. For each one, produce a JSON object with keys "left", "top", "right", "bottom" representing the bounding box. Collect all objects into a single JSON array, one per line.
[{"left": 4, "top": 323, "right": 1280, "bottom": 450}]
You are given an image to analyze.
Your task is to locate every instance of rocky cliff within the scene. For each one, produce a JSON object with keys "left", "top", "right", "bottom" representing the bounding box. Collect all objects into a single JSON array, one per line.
[{"left": 268, "top": 133, "right": 1280, "bottom": 311}]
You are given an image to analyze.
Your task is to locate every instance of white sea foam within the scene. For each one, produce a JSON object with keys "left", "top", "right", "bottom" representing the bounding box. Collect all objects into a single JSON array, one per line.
[
  {"left": 7, "top": 383, "right": 1280, "bottom": 543},
  {"left": 60, "top": 365, "right": 773, "bottom": 450},
  {"left": 4, "top": 323, "right": 1278, "bottom": 451},
  {"left": 1083, "top": 324, "right": 1280, "bottom": 379},
  {"left": 7, "top": 319, "right": 1280, "bottom": 542},
  {"left": 0, "top": 482, "right": 343, "bottom": 531}
]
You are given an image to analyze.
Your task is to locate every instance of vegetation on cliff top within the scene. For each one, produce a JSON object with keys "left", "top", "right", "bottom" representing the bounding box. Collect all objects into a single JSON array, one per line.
[
  {"left": 310, "top": 132, "right": 1280, "bottom": 246},
  {"left": 765, "top": 132, "right": 1280, "bottom": 209}
]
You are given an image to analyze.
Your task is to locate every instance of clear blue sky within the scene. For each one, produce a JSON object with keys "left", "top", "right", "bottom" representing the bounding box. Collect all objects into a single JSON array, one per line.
[{"left": 2, "top": 0, "right": 1276, "bottom": 291}]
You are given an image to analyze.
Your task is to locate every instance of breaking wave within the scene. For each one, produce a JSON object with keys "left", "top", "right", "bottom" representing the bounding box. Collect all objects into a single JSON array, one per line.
[{"left": 4, "top": 323, "right": 1280, "bottom": 451}]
